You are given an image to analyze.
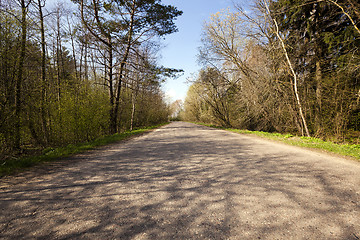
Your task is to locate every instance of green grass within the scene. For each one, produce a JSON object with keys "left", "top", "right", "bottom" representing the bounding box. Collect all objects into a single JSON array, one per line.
[
  {"left": 194, "top": 122, "right": 360, "bottom": 161},
  {"left": 0, "top": 123, "right": 168, "bottom": 177}
]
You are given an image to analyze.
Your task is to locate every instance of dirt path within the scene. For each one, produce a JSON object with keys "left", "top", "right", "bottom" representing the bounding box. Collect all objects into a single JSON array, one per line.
[{"left": 1, "top": 122, "right": 360, "bottom": 239}]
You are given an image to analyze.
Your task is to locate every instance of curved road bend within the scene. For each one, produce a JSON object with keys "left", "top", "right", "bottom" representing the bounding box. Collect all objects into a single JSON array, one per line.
[{"left": 1, "top": 121, "right": 360, "bottom": 239}]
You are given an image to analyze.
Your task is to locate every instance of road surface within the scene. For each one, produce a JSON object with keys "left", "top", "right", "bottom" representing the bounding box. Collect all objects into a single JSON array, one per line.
[{"left": 1, "top": 122, "right": 360, "bottom": 239}]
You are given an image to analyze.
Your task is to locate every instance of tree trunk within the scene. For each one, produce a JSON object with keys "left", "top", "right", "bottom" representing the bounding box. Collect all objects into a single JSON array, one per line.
[
  {"left": 14, "top": 0, "right": 28, "bottom": 150},
  {"left": 38, "top": 0, "right": 49, "bottom": 145},
  {"left": 315, "top": 59, "right": 322, "bottom": 135},
  {"left": 68, "top": 17, "right": 79, "bottom": 82},
  {"left": 106, "top": 42, "right": 117, "bottom": 134},
  {"left": 130, "top": 84, "right": 140, "bottom": 131},
  {"left": 113, "top": 5, "right": 135, "bottom": 133},
  {"left": 265, "top": 1, "right": 310, "bottom": 137},
  {"left": 130, "top": 93, "right": 136, "bottom": 131},
  {"left": 56, "top": 10, "right": 61, "bottom": 103}
]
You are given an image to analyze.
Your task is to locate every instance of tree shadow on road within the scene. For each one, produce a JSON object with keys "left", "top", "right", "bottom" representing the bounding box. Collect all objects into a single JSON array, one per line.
[{"left": 1, "top": 123, "right": 360, "bottom": 239}]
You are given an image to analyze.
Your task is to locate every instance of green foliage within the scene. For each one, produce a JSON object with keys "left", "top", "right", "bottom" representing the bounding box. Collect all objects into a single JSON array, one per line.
[
  {"left": 49, "top": 86, "right": 110, "bottom": 145},
  {"left": 144, "top": 2, "right": 183, "bottom": 36},
  {"left": 0, "top": 0, "right": 176, "bottom": 163},
  {"left": 156, "top": 67, "right": 184, "bottom": 80},
  {"left": 183, "top": 68, "right": 240, "bottom": 127}
]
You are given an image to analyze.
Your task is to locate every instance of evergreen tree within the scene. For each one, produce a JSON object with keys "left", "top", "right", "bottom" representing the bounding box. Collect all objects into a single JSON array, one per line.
[{"left": 270, "top": 0, "right": 360, "bottom": 137}]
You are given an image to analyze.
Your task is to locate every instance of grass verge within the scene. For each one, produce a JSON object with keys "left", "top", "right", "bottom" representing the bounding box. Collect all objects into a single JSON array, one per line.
[
  {"left": 0, "top": 123, "right": 168, "bottom": 177},
  {"left": 194, "top": 122, "right": 360, "bottom": 161}
]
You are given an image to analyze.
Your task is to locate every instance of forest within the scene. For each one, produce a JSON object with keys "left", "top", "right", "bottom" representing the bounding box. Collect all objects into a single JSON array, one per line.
[
  {"left": 0, "top": 0, "right": 182, "bottom": 160},
  {"left": 183, "top": 0, "right": 360, "bottom": 142},
  {"left": 1, "top": 0, "right": 360, "bottom": 164}
]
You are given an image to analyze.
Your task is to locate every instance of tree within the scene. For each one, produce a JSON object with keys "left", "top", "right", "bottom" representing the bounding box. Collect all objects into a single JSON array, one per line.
[
  {"left": 75, "top": 0, "right": 182, "bottom": 133},
  {"left": 183, "top": 83, "right": 204, "bottom": 122},
  {"left": 0, "top": 0, "right": 176, "bottom": 162},
  {"left": 269, "top": 0, "right": 360, "bottom": 137},
  {"left": 36, "top": 0, "right": 49, "bottom": 145},
  {"left": 14, "top": 0, "right": 31, "bottom": 149},
  {"left": 197, "top": 8, "right": 293, "bottom": 131},
  {"left": 264, "top": 0, "right": 310, "bottom": 137},
  {"left": 0, "top": 3, "right": 20, "bottom": 154},
  {"left": 186, "top": 0, "right": 360, "bottom": 139},
  {"left": 169, "top": 99, "right": 183, "bottom": 120}
]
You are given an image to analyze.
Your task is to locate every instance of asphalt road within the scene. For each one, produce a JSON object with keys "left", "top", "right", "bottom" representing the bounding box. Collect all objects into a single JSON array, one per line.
[{"left": 1, "top": 122, "right": 360, "bottom": 239}]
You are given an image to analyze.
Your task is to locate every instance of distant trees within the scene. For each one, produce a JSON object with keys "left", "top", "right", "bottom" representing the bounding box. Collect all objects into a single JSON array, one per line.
[
  {"left": 0, "top": 0, "right": 182, "bottom": 159},
  {"left": 169, "top": 99, "right": 183, "bottom": 120},
  {"left": 184, "top": 0, "right": 360, "bottom": 140}
]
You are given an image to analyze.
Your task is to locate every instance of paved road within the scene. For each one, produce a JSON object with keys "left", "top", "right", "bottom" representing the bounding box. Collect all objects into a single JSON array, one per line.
[{"left": 1, "top": 122, "right": 360, "bottom": 239}]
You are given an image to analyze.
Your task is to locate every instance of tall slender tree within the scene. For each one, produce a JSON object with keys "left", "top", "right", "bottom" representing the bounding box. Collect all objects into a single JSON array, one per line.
[{"left": 14, "top": 0, "right": 31, "bottom": 149}]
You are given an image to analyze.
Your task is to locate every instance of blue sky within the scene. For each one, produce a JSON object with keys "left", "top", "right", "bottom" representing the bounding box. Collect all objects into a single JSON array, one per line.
[{"left": 160, "top": 0, "right": 235, "bottom": 102}]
